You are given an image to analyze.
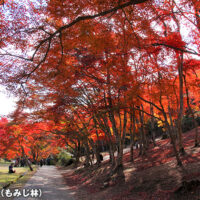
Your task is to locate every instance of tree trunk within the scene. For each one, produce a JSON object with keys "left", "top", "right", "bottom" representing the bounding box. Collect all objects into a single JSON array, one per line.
[
  {"left": 168, "top": 104, "right": 177, "bottom": 145},
  {"left": 177, "top": 52, "right": 185, "bottom": 155},
  {"left": 167, "top": 123, "right": 183, "bottom": 166},
  {"left": 21, "top": 145, "right": 33, "bottom": 171},
  {"left": 138, "top": 105, "right": 146, "bottom": 155},
  {"left": 84, "top": 142, "right": 92, "bottom": 167},
  {"left": 108, "top": 142, "right": 116, "bottom": 166},
  {"left": 89, "top": 138, "right": 101, "bottom": 166},
  {"left": 150, "top": 105, "right": 156, "bottom": 147},
  {"left": 74, "top": 140, "right": 80, "bottom": 167},
  {"left": 96, "top": 114, "right": 116, "bottom": 166},
  {"left": 183, "top": 74, "right": 199, "bottom": 147},
  {"left": 162, "top": 111, "right": 183, "bottom": 167},
  {"left": 112, "top": 109, "right": 127, "bottom": 182},
  {"left": 129, "top": 107, "right": 136, "bottom": 162}
]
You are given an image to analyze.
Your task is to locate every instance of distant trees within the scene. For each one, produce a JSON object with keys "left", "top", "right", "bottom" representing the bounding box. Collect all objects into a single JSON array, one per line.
[
  {"left": 0, "top": 0, "right": 199, "bottom": 179},
  {"left": 0, "top": 118, "right": 62, "bottom": 168}
]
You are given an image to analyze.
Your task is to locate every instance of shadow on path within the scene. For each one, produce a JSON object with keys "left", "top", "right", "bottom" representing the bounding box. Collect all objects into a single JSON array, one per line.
[{"left": 14, "top": 166, "right": 75, "bottom": 200}]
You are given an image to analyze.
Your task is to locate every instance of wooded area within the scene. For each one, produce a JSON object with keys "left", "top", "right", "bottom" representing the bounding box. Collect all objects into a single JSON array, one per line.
[{"left": 0, "top": 0, "right": 199, "bottom": 189}]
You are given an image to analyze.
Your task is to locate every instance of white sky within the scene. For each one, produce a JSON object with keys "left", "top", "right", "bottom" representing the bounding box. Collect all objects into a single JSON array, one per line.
[{"left": 0, "top": 86, "right": 17, "bottom": 117}]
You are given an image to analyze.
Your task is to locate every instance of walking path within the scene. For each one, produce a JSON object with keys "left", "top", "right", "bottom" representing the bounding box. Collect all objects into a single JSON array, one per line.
[{"left": 14, "top": 166, "right": 75, "bottom": 200}]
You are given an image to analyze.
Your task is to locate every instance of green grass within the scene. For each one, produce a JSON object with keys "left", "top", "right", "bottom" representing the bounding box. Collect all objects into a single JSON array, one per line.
[
  {"left": 0, "top": 164, "right": 37, "bottom": 189},
  {"left": 0, "top": 159, "right": 11, "bottom": 165},
  {"left": 9, "top": 166, "right": 38, "bottom": 190},
  {"left": 0, "top": 164, "right": 38, "bottom": 200}
]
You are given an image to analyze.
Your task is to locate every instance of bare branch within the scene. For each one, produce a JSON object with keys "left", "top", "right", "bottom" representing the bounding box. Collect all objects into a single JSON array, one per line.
[
  {"left": 152, "top": 43, "right": 200, "bottom": 56},
  {"left": 137, "top": 95, "right": 163, "bottom": 112},
  {"left": 26, "top": 38, "right": 52, "bottom": 81},
  {"left": 134, "top": 107, "right": 165, "bottom": 123},
  {"left": 31, "top": 0, "right": 148, "bottom": 63},
  {"left": 0, "top": 50, "right": 33, "bottom": 62}
]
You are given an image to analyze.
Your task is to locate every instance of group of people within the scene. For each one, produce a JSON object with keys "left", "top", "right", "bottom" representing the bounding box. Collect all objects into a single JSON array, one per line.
[
  {"left": 39, "top": 158, "right": 51, "bottom": 167},
  {"left": 9, "top": 157, "right": 29, "bottom": 173},
  {"left": 14, "top": 158, "right": 27, "bottom": 167},
  {"left": 8, "top": 156, "right": 52, "bottom": 173}
]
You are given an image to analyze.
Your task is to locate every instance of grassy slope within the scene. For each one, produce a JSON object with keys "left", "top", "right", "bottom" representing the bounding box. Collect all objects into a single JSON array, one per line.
[
  {"left": 0, "top": 163, "right": 38, "bottom": 188},
  {"left": 0, "top": 163, "right": 38, "bottom": 200},
  {"left": 9, "top": 166, "right": 38, "bottom": 190}
]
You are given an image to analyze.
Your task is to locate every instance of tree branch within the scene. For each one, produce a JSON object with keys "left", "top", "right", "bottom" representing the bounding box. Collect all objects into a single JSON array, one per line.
[
  {"left": 152, "top": 43, "right": 200, "bottom": 56},
  {"left": 29, "top": 0, "right": 147, "bottom": 65},
  {"left": 137, "top": 95, "right": 163, "bottom": 112}
]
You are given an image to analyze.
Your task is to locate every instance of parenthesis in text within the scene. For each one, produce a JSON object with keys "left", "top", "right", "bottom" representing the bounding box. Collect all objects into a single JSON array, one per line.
[
  {"left": 1, "top": 189, "right": 4, "bottom": 197},
  {"left": 39, "top": 189, "right": 42, "bottom": 197}
]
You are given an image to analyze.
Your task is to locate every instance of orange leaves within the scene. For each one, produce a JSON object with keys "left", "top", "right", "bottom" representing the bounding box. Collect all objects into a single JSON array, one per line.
[
  {"left": 0, "top": 119, "right": 63, "bottom": 160},
  {"left": 0, "top": 0, "right": 199, "bottom": 166},
  {"left": 161, "top": 32, "right": 186, "bottom": 49},
  {"left": 146, "top": 46, "right": 162, "bottom": 55},
  {"left": 183, "top": 59, "right": 200, "bottom": 72}
]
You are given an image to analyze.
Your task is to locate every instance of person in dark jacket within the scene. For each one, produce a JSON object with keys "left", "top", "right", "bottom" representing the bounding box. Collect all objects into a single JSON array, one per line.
[
  {"left": 9, "top": 163, "right": 15, "bottom": 173},
  {"left": 99, "top": 153, "right": 103, "bottom": 161},
  {"left": 40, "top": 159, "right": 43, "bottom": 167}
]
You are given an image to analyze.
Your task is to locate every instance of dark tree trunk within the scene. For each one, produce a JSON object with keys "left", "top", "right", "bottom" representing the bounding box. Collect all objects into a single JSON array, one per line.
[
  {"left": 138, "top": 105, "right": 146, "bottom": 155},
  {"left": 183, "top": 74, "right": 199, "bottom": 147},
  {"left": 84, "top": 142, "right": 92, "bottom": 167},
  {"left": 21, "top": 145, "right": 33, "bottom": 171},
  {"left": 150, "top": 105, "right": 156, "bottom": 147},
  {"left": 74, "top": 140, "right": 81, "bottom": 167},
  {"left": 129, "top": 107, "right": 136, "bottom": 162},
  {"left": 177, "top": 52, "right": 185, "bottom": 155}
]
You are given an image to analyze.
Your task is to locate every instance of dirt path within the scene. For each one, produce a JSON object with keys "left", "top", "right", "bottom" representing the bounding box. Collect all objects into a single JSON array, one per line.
[{"left": 14, "top": 166, "right": 75, "bottom": 200}]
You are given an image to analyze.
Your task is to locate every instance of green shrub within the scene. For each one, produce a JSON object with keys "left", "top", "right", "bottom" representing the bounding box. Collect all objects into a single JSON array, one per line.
[
  {"left": 182, "top": 116, "right": 194, "bottom": 132},
  {"left": 182, "top": 115, "right": 200, "bottom": 133},
  {"left": 49, "top": 158, "right": 56, "bottom": 165},
  {"left": 57, "top": 150, "right": 74, "bottom": 166},
  {"left": 196, "top": 115, "right": 200, "bottom": 126}
]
